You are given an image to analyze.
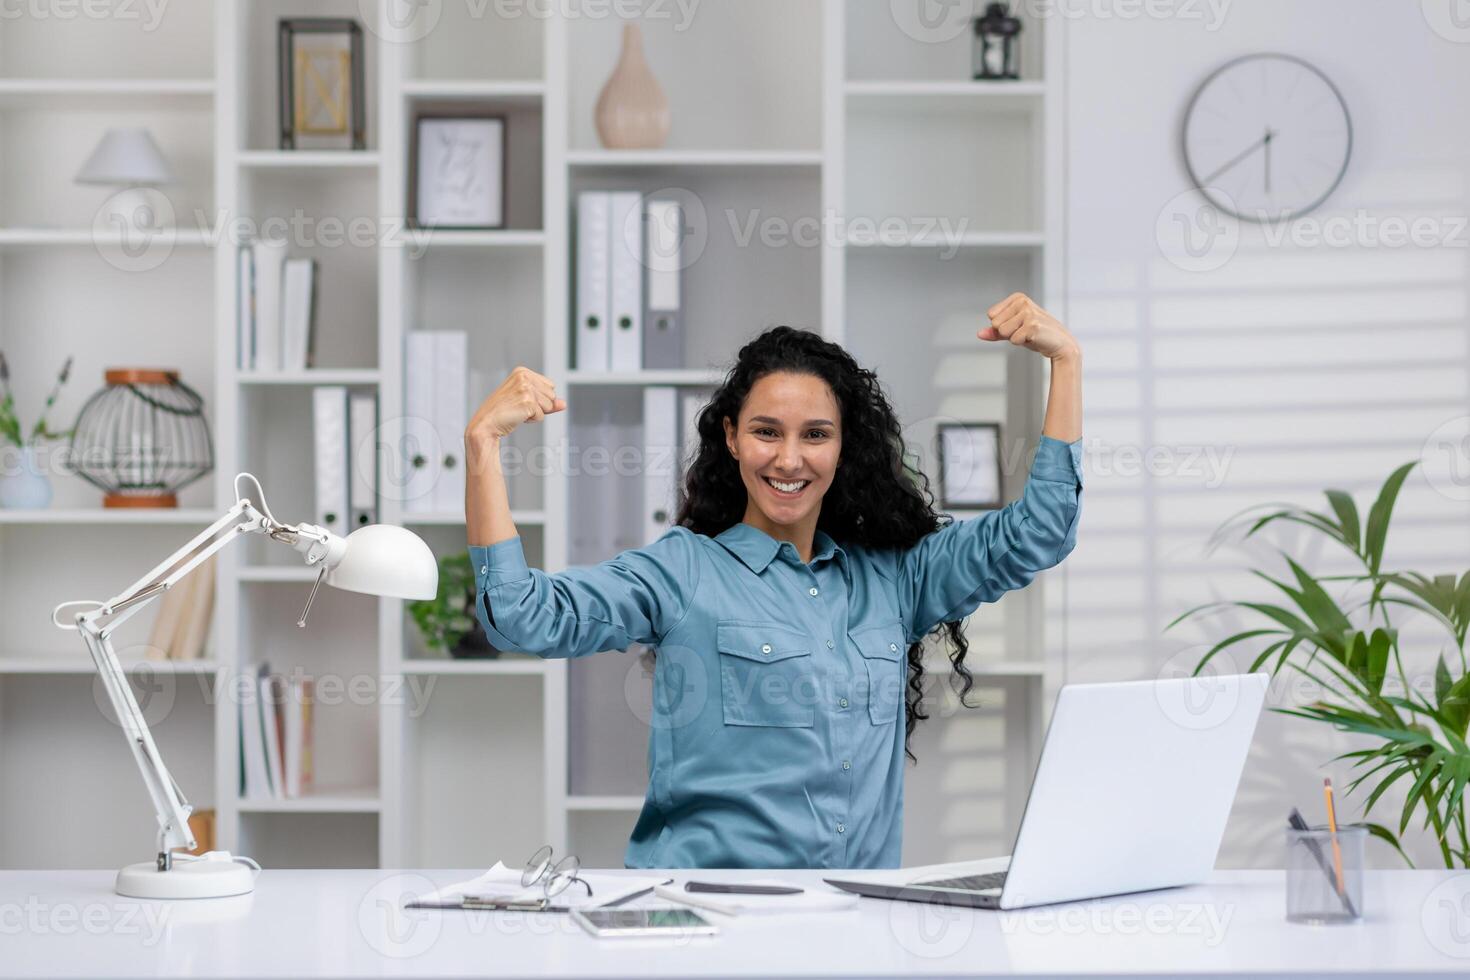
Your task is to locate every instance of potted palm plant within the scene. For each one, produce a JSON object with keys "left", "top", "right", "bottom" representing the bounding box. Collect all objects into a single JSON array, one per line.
[
  {"left": 1170, "top": 461, "right": 1469, "bottom": 867},
  {"left": 408, "top": 551, "right": 500, "bottom": 659}
]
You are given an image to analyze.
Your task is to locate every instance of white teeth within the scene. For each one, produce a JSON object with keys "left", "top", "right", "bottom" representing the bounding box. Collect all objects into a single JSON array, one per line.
[{"left": 765, "top": 477, "right": 808, "bottom": 493}]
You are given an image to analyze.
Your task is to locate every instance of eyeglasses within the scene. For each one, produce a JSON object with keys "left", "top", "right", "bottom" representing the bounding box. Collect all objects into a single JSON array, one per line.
[{"left": 521, "top": 845, "right": 592, "bottom": 902}]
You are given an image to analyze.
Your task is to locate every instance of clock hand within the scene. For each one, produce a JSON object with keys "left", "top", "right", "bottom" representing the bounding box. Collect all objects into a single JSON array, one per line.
[
  {"left": 1264, "top": 128, "right": 1274, "bottom": 194},
  {"left": 1200, "top": 132, "right": 1271, "bottom": 187}
]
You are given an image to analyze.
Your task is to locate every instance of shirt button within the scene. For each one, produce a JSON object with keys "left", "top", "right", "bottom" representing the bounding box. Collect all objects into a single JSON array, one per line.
[
  {"left": 808, "top": 587, "right": 819, "bottom": 597},
  {"left": 480, "top": 566, "right": 488, "bottom": 575},
  {"left": 826, "top": 639, "right": 834, "bottom": 649},
  {"left": 836, "top": 824, "right": 846, "bottom": 834},
  {"left": 761, "top": 643, "right": 772, "bottom": 654},
  {"left": 889, "top": 643, "right": 898, "bottom": 652},
  {"left": 838, "top": 698, "right": 848, "bottom": 709},
  {"left": 841, "top": 760, "right": 851, "bottom": 770}
]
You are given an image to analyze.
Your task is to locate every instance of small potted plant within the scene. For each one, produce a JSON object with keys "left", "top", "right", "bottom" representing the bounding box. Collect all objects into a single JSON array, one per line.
[
  {"left": 0, "top": 353, "right": 73, "bottom": 510},
  {"left": 408, "top": 551, "right": 501, "bottom": 659}
]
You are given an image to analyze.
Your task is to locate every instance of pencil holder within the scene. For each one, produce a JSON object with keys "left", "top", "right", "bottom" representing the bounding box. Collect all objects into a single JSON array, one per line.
[{"left": 1285, "top": 823, "right": 1365, "bottom": 924}]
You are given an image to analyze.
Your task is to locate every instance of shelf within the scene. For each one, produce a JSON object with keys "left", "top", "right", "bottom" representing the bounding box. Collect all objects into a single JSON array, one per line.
[
  {"left": 237, "top": 151, "right": 381, "bottom": 172},
  {"left": 0, "top": 508, "right": 218, "bottom": 526},
  {"left": 843, "top": 231, "right": 1045, "bottom": 250},
  {"left": 566, "top": 150, "right": 823, "bottom": 170},
  {"left": 402, "top": 79, "right": 545, "bottom": 104},
  {"left": 399, "top": 229, "right": 545, "bottom": 251},
  {"left": 0, "top": 228, "right": 215, "bottom": 250},
  {"left": 237, "top": 786, "right": 381, "bottom": 813},
  {"left": 398, "top": 658, "right": 548, "bottom": 676},
  {"left": 238, "top": 566, "right": 319, "bottom": 584},
  {"left": 403, "top": 509, "right": 544, "bottom": 526},
  {"left": 566, "top": 370, "right": 725, "bottom": 387},
  {"left": 845, "top": 79, "right": 1045, "bottom": 111},
  {"left": 0, "top": 657, "right": 218, "bottom": 675},
  {"left": 566, "top": 795, "right": 644, "bottom": 812},
  {"left": 237, "top": 369, "right": 381, "bottom": 386},
  {"left": 0, "top": 78, "right": 215, "bottom": 109}
]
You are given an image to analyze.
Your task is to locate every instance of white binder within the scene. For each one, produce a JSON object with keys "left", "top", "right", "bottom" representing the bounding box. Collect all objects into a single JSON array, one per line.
[
  {"left": 252, "top": 238, "right": 289, "bottom": 373},
  {"left": 312, "top": 386, "right": 351, "bottom": 533},
  {"left": 281, "top": 257, "right": 317, "bottom": 372},
  {"left": 643, "top": 198, "right": 684, "bottom": 369},
  {"left": 348, "top": 391, "right": 377, "bottom": 529},
  {"left": 642, "top": 386, "right": 679, "bottom": 546},
  {"left": 433, "top": 331, "right": 468, "bottom": 514},
  {"left": 236, "top": 241, "right": 255, "bottom": 371},
  {"left": 608, "top": 191, "right": 644, "bottom": 372},
  {"left": 575, "top": 192, "right": 611, "bottom": 372},
  {"left": 402, "top": 332, "right": 440, "bottom": 513}
]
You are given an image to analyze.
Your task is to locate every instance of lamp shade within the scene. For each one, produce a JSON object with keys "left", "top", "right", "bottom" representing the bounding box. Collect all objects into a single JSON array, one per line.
[
  {"left": 75, "top": 128, "right": 175, "bottom": 186},
  {"left": 327, "top": 524, "right": 438, "bottom": 600}
]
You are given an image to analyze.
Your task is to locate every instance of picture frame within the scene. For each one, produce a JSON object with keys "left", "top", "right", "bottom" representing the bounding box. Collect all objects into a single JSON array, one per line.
[
  {"left": 279, "top": 18, "right": 366, "bottom": 151},
  {"left": 936, "top": 422, "right": 1003, "bottom": 510},
  {"left": 408, "top": 110, "right": 508, "bottom": 230}
]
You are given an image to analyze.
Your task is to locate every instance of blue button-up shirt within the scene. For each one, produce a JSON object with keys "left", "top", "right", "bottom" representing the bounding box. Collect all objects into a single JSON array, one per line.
[{"left": 470, "top": 435, "right": 1083, "bottom": 870}]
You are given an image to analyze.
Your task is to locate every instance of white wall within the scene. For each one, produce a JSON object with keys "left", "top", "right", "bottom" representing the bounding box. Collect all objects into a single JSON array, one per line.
[{"left": 1063, "top": 0, "right": 1470, "bottom": 868}]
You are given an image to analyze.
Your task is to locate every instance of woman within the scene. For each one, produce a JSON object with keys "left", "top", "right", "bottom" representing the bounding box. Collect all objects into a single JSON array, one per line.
[{"left": 465, "top": 292, "right": 1083, "bottom": 870}]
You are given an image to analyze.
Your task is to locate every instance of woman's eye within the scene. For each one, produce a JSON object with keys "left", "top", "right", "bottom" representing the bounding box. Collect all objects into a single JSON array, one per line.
[
  {"left": 807, "top": 430, "right": 828, "bottom": 439},
  {"left": 755, "top": 428, "right": 777, "bottom": 437}
]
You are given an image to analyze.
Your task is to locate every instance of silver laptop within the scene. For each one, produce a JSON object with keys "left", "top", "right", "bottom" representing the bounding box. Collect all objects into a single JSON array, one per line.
[{"left": 825, "top": 673, "right": 1269, "bottom": 910}]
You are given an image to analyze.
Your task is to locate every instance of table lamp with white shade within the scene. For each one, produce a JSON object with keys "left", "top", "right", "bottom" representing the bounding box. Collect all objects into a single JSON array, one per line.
[
  {"left": 74, "top": 127, "right": 176, "bottom": 231},
  {"left": 51, "top": 473, "right": 438, "bottom": 900}
]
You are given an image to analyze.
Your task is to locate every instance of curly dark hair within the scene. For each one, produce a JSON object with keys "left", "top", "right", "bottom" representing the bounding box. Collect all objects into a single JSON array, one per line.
[{"left": 674, "top": 325, "right": 981, "bottom": 763}]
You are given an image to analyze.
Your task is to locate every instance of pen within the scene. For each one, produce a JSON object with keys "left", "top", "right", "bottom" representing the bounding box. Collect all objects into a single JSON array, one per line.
[
  {"left": 1322, "top": 777, "right": 1346, "bottom": 899},
  {"left": 684, "top": 881, "right": 804, "bottom": 895}
]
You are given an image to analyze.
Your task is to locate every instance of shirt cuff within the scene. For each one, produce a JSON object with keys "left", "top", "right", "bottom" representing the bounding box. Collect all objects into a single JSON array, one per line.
[
  {"left": 469, "top": 537, "right": 531, "bottom": 593},
  {"left": 1032, "top": 434, "right": 1084, "bottom": 488}
]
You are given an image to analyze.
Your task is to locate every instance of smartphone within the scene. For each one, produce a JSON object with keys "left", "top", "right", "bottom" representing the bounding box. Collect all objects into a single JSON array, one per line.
[{"left": 571, "top": 906, "right": 719, "bottom": 938}]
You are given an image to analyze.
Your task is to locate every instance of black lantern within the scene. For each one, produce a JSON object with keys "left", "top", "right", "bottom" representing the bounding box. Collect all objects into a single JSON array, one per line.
[{"left": 973, "top": 3, "right": 1022, "bottom": 81}]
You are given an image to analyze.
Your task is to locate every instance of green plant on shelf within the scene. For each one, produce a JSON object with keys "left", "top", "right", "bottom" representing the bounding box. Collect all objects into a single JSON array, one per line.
[
  {"left": 1169, "top": 461, "right": 1470, "bottom": 869},
  {"left": 409, "top": 551, "right": 499, "bottom": 658},
  {"left": 0, "top": 352, "right": 74, "bottom": 448}
]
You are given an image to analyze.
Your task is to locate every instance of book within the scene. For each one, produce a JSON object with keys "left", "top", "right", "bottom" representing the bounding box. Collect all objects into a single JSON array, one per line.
[
  {"left": 170, "top": 556, "right": 216, "bottom": 661},
  {"left": 260, "top": 671, "right": 285, "bottom": 800}
]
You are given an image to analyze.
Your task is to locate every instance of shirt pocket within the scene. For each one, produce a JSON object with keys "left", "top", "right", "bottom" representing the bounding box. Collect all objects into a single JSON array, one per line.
[
  {"left": 716, "top": 620, "right": 817, "bottom": 727},
  {"left": 850, "top": 621, "right": 906, "bottom": 726}
]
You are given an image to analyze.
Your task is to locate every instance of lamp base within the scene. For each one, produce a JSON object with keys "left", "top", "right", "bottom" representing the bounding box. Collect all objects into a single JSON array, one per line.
[{"left": 115, "top": 857, "right": 255, "bottom": 900}]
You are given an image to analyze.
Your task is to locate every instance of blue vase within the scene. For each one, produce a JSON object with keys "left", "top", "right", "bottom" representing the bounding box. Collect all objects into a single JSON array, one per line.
[{"left": 0, "top": 445, "right": 54, "bottom": 510}]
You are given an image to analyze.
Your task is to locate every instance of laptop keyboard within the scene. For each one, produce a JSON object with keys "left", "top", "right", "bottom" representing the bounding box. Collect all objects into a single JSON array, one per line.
[{"left": 918, "top": 871, "right": 1008, "bottom": 892}]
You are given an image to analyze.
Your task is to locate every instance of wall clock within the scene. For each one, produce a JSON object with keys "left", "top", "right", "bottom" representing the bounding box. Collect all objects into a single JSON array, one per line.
[{"left": 1182, "top": 53, "right": 1352, "bottom": 223}]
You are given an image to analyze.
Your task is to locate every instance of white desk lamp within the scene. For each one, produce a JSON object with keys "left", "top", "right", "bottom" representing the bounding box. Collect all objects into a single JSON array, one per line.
[{"left": 52, "top": 473, "right": 438, "bottom": 900}]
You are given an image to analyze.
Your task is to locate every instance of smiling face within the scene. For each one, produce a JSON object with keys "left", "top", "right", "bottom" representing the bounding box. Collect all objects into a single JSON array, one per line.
[{"left": 723, "top": 371, "right": 842, "bottom": 538}]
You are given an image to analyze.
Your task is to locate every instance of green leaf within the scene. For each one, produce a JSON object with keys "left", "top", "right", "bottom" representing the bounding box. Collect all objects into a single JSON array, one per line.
[
  {"left": 1437, "top": 656, "right": 1453, "bottom": 707},
  {"left": 1443, "top": 673, "right": 1470, "bottom": 740},
  {"left": 1324, "top": 489, "right": 1361, "bottom": 554},
  {"left": 1363, "top": 822, "right": 1416, "bottom": 868},
  {"left": 1366, "top": 628, "right": 1391, "bottom": 697},
  {"left": 1400, "top": 754, "right": 1444, "bottom": 835},
  {"left": 1192, "top": 629, "right": 1282, "bottom": 675},
  {"left": 1364, "top": 461, "right": 1416, "bottom": 575}
]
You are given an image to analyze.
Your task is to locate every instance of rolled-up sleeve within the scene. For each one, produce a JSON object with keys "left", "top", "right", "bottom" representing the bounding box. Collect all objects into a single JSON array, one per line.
[
  {"left": 469, "top": 525, "right": 702, "bottom": 658},
  {"left": 896, "top": 435, "right": 1083, "bottom": 642}
]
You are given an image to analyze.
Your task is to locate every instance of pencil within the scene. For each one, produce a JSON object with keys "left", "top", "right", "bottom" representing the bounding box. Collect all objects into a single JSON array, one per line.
[{"left": 1323, "top": 777, "right": 1346, "bottom": 898}]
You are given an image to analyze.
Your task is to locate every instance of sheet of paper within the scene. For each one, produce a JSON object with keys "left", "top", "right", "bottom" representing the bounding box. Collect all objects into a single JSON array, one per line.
[
  {"left": 406, "top": 862, "right": 670, "bottom": 910},
  {"left": 653, "top": 880, "right": 860, "bottom": 916}
]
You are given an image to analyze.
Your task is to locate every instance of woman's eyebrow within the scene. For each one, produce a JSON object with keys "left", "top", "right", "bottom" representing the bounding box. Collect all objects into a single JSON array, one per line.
[{"left": 749, "top": 415, "right": 835, "bottom": 427}]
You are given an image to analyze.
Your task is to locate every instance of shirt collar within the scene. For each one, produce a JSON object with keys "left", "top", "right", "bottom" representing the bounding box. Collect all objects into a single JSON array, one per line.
[{"left": 714, "top": 522, "right": 848, "bottom": 574}]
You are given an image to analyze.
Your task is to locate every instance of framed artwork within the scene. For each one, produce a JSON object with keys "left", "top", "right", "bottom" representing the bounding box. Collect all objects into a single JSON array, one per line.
[
  {"left": 409, "top": 111, "right": 508, "bottom": 230},
  {"left": 936, "top": 422, "right": 1003, "bottom": 510},
  {"left": 279, "top": 18, "right": 366, "bottom": 151}
]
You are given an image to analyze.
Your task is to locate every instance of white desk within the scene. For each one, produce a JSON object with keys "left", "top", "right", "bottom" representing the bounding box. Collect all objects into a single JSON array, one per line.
[{"left": 0, "top": 867, "right": 1464, "bottom": 977}]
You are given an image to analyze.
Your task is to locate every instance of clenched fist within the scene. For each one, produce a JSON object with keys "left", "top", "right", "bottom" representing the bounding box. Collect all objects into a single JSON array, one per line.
[
  {"left": 980, "top": 293, "right": 1081, "bottom": 362},
  {"left": 466, "top": 366, "right": 566, "bottom": 447}
]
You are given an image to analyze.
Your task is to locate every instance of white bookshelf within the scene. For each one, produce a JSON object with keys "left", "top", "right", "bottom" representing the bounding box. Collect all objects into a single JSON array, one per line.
[{"left": 0, "top": 0, "right": 1066, "bottom": 872}]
